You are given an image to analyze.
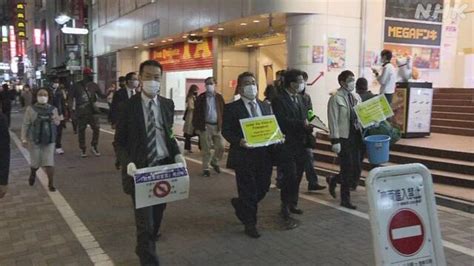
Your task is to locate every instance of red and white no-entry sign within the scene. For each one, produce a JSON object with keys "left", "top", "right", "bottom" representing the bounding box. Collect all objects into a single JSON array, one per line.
[
  {"left": 389, "top": 209, "right": 425, "bottom": 256},
  {"left": 153, "top": 181, "right": 171, "bottom": 198}
]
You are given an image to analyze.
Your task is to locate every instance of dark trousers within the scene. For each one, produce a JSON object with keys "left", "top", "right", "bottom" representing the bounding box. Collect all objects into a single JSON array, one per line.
[
  {"left": 280, "top": 146, "right": 306, "bottom": 207},
  {"left": 233, "top": 150, "right": 272, "bottom": 226},
  {"left": 77, "top": 114, "right": 100, "bottom": 150},
  {"left": 304, "top": 148, "right": 319, "bottom": 185},
  {"left": 183, "top": 133, "right": 200, "bottom": 151},
  {"left": 132, "top": 192, "right": 166, "bottom": 266},
  {"left": 384, "top": 93, "right": 393, "bottom": 104},
  {"left": 337, "top": 131, "right": 362, "bottom": 203},
  {"left": 56, "top": 121, "right": 65, "bottom": 149},
  {"left": 4, "top": 112, "right": 10, "bottom": 128}
]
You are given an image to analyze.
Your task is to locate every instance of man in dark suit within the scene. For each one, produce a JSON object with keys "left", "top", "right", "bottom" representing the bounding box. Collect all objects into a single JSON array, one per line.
[
  {"left": 223, "top": 72, "right": 274, "bottom": 238},
  {"left": 48, "top": 77, "right": 67, "bottom": 155},
  {"left": 0, "top": 112, "right": 10, "bottom": 198},
  {"left": 272, "top": 69, "right": 314, "bottom": 229},
  {"left": 111, "top": 73, "right": 138, "bottom": 170},
  {"left": 115, "top": 60, "right": 186, "bottom": 266}
]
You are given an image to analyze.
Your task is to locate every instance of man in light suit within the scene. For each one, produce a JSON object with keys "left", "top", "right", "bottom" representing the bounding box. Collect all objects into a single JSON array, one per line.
[
  {"left": 222, "top": 72, "right": 274, "bottom": 238},
  {"left": 327, "top": 70, "right": 363, "bottom": 210},
  {"left": 115, "top": 60, "right": 186, "bottom": 266}
]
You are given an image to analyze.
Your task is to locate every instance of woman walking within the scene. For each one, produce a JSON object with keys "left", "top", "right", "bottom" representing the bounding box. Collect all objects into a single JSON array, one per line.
[
  {"left": 21, "top": 88, "right": 60, "bottom": 191},
  {"left": 21, "top": 84, "right": 33, "bottom": 108},
  {"left": 183, "top": 85, "right": 199, "bottom": 153}
]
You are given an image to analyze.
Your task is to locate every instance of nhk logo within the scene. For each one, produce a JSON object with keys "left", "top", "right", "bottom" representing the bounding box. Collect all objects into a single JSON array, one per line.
[{"left": 415, "top": 3, "right": 468, "bottom": 21}]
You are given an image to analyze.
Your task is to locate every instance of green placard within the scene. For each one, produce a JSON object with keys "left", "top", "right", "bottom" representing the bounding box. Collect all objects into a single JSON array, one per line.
[
  {"left": 239, "top": 115, "right": 284, "bottom": 148},
  {"left": 354, "top": 95, "right": 394, "bottom": 128}
]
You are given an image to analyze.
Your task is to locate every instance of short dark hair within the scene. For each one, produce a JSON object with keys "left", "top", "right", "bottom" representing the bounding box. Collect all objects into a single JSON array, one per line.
[
  {"left": 205, "top": 77, "right": 216, "bottom": 84},
  {"left": 118, "top": 76, "right": 126, "bottom": 82},
  {"left": 50, "top": 76, "right": 59, "bottom": 82},
  {"left": 139, "top": 60, "right": 163, "bottom": 75},
  {"left": 125, "top": 72, "right": 136, "bottom": 82},
  {"left": 356, "top": 77, "right": 368, "bottom": 92},
  {"left": 381, "top": 49, "right": 393, "bottom": 61},
  {"left": 284, "top": 69, "right": 304, "bottom": 87},
  {"left": 337, "top": 70, "right": 355, "bottom": 86},
  {"left": 302, "top": 71, "right": 308, "bottom": 81},
  {"left": 237, "top": 72, "right": 256, "bottom": 88}
]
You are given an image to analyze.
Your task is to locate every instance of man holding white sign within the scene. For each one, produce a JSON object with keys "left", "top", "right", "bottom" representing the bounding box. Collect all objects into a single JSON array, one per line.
[
  {"left": 115, "top": 60, "right": 186, "bottom": 266},
  {"left": 222, "top": 72, "right": 275, "bottom": 238}
]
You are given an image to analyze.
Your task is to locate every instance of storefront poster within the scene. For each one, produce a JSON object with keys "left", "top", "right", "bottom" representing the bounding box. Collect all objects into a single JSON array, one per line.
[
  {"left": 392, "top": 88, "right": 407, "bottom": 133},
  {"left": 150, "top": 37, "right": 213, "bottom": 71},
  {"left": 384, "top": 19, "right": 442, "bottom": 46},
  {"left": 134, "top": 163, "right": 189, "bottom": 209},
  {"left": 239, "top": 115, "right": 284, "bottom": 148},
  {"left": 384, "top": 44, "right": 440, "bottom": 69},
  {"left": 354, "top": 95, "right": 394, "bottom": 129},
  {"left": 312, "top": 45, "right": 324, "bottom": 63},
  {"left": 407, "top": 87, "right": 433, "bottom": 133},
  {"left": 364, "top": 51, "right": 376, "bottom": 67},
  {"left": 327, "top": 38, "right": 346, "bottom": 71}
]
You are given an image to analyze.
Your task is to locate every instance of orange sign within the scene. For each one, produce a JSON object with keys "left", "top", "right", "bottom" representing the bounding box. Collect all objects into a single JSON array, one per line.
[{"left": 150, "top": 37, "right": 213, "bottom": 71}]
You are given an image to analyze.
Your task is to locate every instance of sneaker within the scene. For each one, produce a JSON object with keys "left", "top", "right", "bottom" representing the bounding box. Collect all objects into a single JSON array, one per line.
[
  {"left": 91, "top": 146, "right": 101, "bottom": 157},
  {"left": 48, "top": 186, "right": 56, "bottom": 192},
  {"left": 55, "top": 148, "right": 65, "bottom": 155},
  {"left": 211, "top": 163, "right": 221, "bottom": 174},
  {"left": 202, "top": 170, "right": 211, "bottom": 177},
  {"left": 28, "top": 174, "right": 36, "bottom": 186},
  {"left": 81, "top": 150, "right": 88, "bottom": 158}
]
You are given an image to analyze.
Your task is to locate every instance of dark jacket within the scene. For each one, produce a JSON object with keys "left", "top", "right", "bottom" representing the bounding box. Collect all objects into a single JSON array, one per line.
[
  {"left": 49, "top": 87, "right": 66, "bottom": 116},
  {"left": 301, "top": 92, "right": 313, "bottom": 112},
  {"left": 222, "top": 99, "right": 272, "bottom": 169},
  {"left": 110, "top": 87, "right": 130, "bottom": 125},
  {"left": 272, "top": 90, "right": 309, "bottom": 160},
  {"left": 357, "top": 90, "right": 376, "bottom": 102},
  {"left": 115, "top": 93, "right": 181, "bottom": 194},
  {"left": 0, "top": 113, "right": 10, "bottom": 185},
  {"left": 192, "top": 92, "right": 225, "bottom": 131},
  {"left": 0, "top": 89, "right": 15, "bottom": 113},
  {"left": 68, "top": 79, "right": 106, "bottom": 116}
]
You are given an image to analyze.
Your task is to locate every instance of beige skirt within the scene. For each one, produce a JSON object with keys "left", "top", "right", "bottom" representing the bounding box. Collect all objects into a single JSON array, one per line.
[{"left": 29, "top": 143, "right": 55, "bottom": 168}]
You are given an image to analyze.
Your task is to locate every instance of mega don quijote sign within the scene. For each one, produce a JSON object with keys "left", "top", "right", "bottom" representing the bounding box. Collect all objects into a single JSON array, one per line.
[{"left": 384, "top": 20, "right": 442, "bottom": 46}]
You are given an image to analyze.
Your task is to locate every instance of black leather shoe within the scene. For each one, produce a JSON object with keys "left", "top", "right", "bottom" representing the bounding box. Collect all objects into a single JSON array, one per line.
[
  {"left": 202, "top": 170, "right": 211, "bottom": 177},
  {"left": 153, "top": 232, "right": 161, "bottom": 242},
  {"left": 289, "top": 206, "right": 303, "bottom": 215},
  {"left": 115, "top": 161, "right": 121, "bottom": 170},
  {"left": 280, "top": 204, "right": 290, "bottom": 219},
  {"left": 308, "top": 183, "right": 326, "bottom": 191},
  {"left": 244, "top": 225, "right": 261, "bottom": 238},
  {"left": 28, "top": 175, "right": 36, "bottom": 186},
  {"left": 282, "top": 217, "right": 299, "bottom": 230},
  {"left": 326, "top": 176, "right": 337, "bottom": 199},
  {"left": 340, "top": 201, "right": 357, "bottom": 210},
  {"left": 231, "top": 198, "right": 244, "bottom": 222},
  {"left": 211, "top": 163, "right": 221, "bottom": 174}
]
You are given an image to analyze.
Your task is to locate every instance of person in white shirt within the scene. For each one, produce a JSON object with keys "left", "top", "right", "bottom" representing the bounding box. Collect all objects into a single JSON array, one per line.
[{"left": 373, "top": 49, "right": 397, "bottom": 104}]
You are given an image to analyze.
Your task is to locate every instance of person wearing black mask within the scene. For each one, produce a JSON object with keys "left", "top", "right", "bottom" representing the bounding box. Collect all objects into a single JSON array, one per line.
[{"left": 327, "top": 70, "right": 363, "bottom": 209}]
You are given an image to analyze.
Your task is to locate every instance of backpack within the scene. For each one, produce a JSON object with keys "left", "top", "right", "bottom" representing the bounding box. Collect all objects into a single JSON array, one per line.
[{"left": 32, "top": 105, "right": 56, "bottom": 145}]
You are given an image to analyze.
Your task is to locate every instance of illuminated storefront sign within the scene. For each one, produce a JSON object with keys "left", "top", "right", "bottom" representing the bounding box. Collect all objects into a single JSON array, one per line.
[
  {"left": 9, "top": 26, "right": 16, "bottom": 59},
  {"left": 16, "top": 2, "right": 26, "bottom": 39},
  {"left": 34, "top": 29, "right": 41, "bottom": 45},
  {"left": 1, "top": 26, "right": 7, "bottom": 43},
  {"left": 384, "top": 20, "right": 442, "bottom": 46},
  {"left": 150, "top": 37, "right": 213, "bottom": 71}
]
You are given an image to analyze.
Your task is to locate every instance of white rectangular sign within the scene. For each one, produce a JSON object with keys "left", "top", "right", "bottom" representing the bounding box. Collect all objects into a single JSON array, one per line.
[
  {"left": 134, "top": 163, "right": 190, "bottom": 209},
  {"left": 366, "top": 164, "right": 445, "bottom": 266},
  {"left": 407, "top": 88, "right": 433, "bottom": 133}
]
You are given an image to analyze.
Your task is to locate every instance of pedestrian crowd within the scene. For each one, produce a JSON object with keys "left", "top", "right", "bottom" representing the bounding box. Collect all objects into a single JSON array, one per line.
[{"left": 0, "top": 49, "right": 399, "bottom": 266}]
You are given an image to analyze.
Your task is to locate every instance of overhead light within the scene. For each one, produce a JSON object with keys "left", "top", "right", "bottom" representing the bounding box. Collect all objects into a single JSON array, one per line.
[
  {"left": 133, "top": 46, "right": 139, "bottom": 49},
  {"left": 258, "top": 43, "right": 264, "bottom": 46},
  {"left": 182, "top": 35, "right": 188, "bottom": 38},
  {"left": 240, "top": 22, "right": 247, "bottom": 26},
  {"left": 247, "top": 44, "right": 253, "bottom": 47},
  {"left": 143, "top": 43, "right": 149, "bottom": 47},
  {"left": 190, "top": 33, "right": 197, "bottom": 36},
  {"left": 161, "top": 40, "right": 167, "bottom": 43},
  {"left": 253, "top": 20, "right": 260, "bottom": 23},
  {"left": 55, "top": 14, "right": 71, "bottom": 25},
  {"left": 208, "top": 29, "right": 214, "bottom": 33},
  {"left": 61, "top": 26, "right": 88, "bottom": 35},
  {"left": 217, "top": 27, "right": 224, "bottom": 31},
  {"left": 149, "top": 42, "right": 155, "bottom": 45},
  {"left": 167, "top": 38, "right": 173, "bottom": 41}
]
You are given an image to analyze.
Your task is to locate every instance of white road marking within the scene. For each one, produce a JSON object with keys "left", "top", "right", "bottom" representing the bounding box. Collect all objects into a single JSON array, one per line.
[
  {"left": 10, "top": 131, "right": 114, "bottom": 266},
  {"left": 100, "top": 129, "right": 474, "bottom": 257},
  {"left": 392, "top": 225, "right": 423, "bottom": 240}
]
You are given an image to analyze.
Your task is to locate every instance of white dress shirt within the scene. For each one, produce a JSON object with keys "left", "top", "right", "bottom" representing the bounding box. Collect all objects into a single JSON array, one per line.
[
  {"left": 377, "top": 63, "right": 397, "bottom": 95},
  {"left": 241, "top": 97, "right": 262, "bottom": 117},
  {"left": 141, "top": 93, "right": 169, "bottom": 160},
  {"left": 126, "top": 87, "right": 135, "bottom": 98}
]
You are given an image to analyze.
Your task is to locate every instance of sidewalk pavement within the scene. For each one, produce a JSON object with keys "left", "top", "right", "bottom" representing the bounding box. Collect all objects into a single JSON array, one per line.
[{"left": 0, "top": 111, "right": 473, "bottom": 266}]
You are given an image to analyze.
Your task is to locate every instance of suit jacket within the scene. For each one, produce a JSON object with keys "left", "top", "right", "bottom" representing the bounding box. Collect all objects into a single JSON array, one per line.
[
  {"left": 327, "top": 88, "right": 362, "bottom": 142},
  {"left": 222, "top": 99, "right": 272, "bottom": 169},
  {"left": 115, "top": 93, "right": 181, "bottom": 194},
  {"left": 110, "top": 87, "right": 130, "bottom": 125},
  {"left": 0, "top": 113, "right": 9, "bottom": 185},
  {"left": 272, "top": 91, "right": 309, "bottom": 158},
  {"left": 192, "top": 92, "right": 225, "bottom": 131},
  {"left": 49, "top": 88, "right": 66, "bottom": 116}
]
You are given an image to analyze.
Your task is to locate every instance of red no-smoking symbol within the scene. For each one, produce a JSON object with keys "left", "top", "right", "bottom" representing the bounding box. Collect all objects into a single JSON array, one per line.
[
  {"left": 153, "top": 181, "right": 171, "bottom": 198},
  {"left": 388, "top": 209, "right": 425, "bottom": 256}
]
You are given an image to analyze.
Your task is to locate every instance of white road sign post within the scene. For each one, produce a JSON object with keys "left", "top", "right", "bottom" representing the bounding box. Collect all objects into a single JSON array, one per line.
[{"left": 366, "top": 164, "right": 446, "bottom": 266}]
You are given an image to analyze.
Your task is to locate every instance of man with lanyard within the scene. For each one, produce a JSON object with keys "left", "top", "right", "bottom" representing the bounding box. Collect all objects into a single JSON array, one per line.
[{"left": 327, "top": 70, "right": 363, "bottom": 209}]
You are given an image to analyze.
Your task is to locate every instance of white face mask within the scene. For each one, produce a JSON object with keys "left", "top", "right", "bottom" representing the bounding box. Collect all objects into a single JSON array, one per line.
[
  {"left": 297, "top": 83, "right": 305, "bottom": 93},
  {"left": 142, "top": 80, "right": 160, "bottom": 97},
  {"left": 37, "top": 96, "right": 48, "bottom": 104},
  {"left": 52, "top": 83, "right": 59, "bottom": 89},
  {"left": 346, "top": 81, "right": 355, "bottom": 92},
  {"left": 205, "top": 84, "right": 215, "bottom": 93},
  {"left": 131, "top": 80, "right": 140, "bottom": 88},
  {"left": 242, "top": 85, "right": 258, "bottom": 100}
]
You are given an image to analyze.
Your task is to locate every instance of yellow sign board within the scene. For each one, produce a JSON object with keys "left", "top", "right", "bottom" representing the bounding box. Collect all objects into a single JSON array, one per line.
[
  {"left": 354, "top": 95, "right": 394, "bottom": 129},
  {"left": 239, "top": 115, "right": 284, "bottom": 148}
]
